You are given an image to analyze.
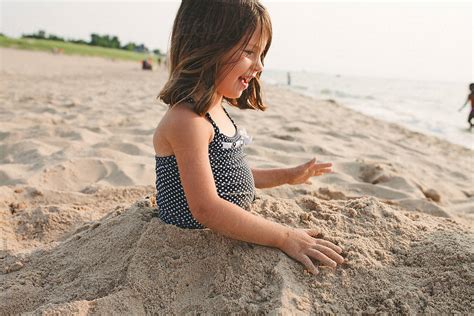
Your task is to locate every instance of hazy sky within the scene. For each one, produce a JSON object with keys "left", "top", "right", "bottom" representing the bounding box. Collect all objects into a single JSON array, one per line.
[{"left": 1, "top": 0, "right": 472, "bottom": 82}]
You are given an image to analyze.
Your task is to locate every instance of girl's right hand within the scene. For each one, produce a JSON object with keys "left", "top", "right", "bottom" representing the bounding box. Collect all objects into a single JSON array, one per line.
[{"left": 277, "top": 227, "right": 344, "bottom": 275}]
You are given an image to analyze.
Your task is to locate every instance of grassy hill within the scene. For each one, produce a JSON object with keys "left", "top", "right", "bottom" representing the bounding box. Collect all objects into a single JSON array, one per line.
[{"left": 0, "top": 35, "right": 155, "bottom": 62}]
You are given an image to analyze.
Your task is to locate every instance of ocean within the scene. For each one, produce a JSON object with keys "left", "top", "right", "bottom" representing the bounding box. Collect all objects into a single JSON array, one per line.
[{"left": 262, "top": 70, "right": 473, "bottom": 149}]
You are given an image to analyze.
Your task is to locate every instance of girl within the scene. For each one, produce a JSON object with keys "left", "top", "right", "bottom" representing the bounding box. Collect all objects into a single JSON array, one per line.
[{"left": 153, "top": 0, "right": 344, "bottom": 275}]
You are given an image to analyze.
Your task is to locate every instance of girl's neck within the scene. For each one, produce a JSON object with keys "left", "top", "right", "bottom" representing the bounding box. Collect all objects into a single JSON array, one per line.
[
  {"left": 192, "top": 91, "right": 224, "bottom": 112},
  {"left": 210, "top": 94, "right": 224, "bottom": 110}
]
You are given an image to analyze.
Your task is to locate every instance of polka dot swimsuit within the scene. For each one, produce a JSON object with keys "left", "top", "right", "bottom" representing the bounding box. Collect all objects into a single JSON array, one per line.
[{"left": 155, "top": 106, "right": 256, "bottom": 229}]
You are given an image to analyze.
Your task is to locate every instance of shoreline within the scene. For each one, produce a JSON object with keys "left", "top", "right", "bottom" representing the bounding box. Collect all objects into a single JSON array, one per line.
[
  {"left": 263, "top": 71, "right": 473, "bottom": 150},
  {"left": 278, "top": 82, "right": 473, "bottom": 151}
]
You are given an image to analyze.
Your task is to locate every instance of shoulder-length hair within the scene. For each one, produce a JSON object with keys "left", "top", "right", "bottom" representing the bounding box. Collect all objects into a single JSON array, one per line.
[{"left": 158, "top": 0, "right": 272, "bottom": 116}]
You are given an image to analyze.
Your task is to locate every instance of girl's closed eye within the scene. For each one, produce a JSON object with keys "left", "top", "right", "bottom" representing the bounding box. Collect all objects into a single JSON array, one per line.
[
  {"left": 244, "top": 50, "right": 264, "bottom": 63},
  {"left": 244, "top": 50, "right": 254, "bottom": 56}
]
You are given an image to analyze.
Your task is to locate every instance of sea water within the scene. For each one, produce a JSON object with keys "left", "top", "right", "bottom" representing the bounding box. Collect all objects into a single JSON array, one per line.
[{"left": 262, "top": 70, "right": 473, "bottom": 149}]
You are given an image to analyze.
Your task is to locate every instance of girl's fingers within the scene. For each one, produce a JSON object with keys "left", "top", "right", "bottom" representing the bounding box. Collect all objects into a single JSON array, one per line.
[
  {"left": 310, "top": 164, "right": 332, "bottom": 173},
  {"left": 307, "top": 249, "right": 337, "bottom": 268},
  {"left": 314, "top": 239, "right": 343, "bottom": 254},
  {"left": 313, "top": 244, "right": 345, "bottom": 264},
  {"left": 317, "top": 168, "right": 333, "bottom": 174},
  {"left": 299, "top": 255, "right": 319, "bottom": 275},
  {"left": 315, "top": 163, "right": 332, "bottom": 169},
  {"left": 303, "top": 159, "right": 316, "bottom": 169},
  {"left": 296, "top": 230, "right": 345, "bottom": 274},
  {"left": 309, "top": 168, "right": 332, "bottom": 178}
]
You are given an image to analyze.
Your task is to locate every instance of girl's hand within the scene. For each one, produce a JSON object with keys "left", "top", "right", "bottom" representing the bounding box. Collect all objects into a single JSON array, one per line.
[
  {"left": 278, "top": 227, "right": 344, "bottom": 275},
  {"left": 287, "top": 158, "right": 333, "bottom": 185}
]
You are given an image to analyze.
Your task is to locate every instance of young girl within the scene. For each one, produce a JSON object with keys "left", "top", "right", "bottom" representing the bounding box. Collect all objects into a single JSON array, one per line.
[
  {"left": 458, "top": 83, "right": 474, "bottom": 131},
  {"left": 153, "top": 0, "right": 344, "bottom": 275}
]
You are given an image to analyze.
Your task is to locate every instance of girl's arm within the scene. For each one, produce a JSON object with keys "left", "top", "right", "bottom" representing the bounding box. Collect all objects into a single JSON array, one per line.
[
  {"left": 168, "top": 109, "right": 287, "bottom": 248},
  {"left": 252, "top": 159, "right": 333, "bottom": 189},
  {"left": 251, "top": 167, "right": 291, "bottom": 188},
  {"left": 166, "top": 107, "right": 343, "bottom": 274}
]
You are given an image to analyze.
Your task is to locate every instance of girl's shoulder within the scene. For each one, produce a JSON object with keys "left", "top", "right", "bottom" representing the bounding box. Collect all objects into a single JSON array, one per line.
[{"left": 160, "top": 103, "right": 214, "bottom": 143}]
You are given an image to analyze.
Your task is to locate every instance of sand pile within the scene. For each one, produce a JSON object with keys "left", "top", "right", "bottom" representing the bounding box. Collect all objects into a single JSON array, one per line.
[
  {"left": 0, "top": 185, "right": 154, "bottom": 254},
  {"left": 1, "top": 195, "right": 472, "bottom": 314}
]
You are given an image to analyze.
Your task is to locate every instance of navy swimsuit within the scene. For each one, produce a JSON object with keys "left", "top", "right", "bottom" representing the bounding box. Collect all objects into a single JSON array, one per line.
[{"left": 155, "top": 106, "right": 256, "bottom": 229}]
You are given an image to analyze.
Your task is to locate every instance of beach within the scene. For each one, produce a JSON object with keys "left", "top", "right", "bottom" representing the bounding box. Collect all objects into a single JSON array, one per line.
[{"left": 0, "top": 47, "right": 473, "bottom": 314}]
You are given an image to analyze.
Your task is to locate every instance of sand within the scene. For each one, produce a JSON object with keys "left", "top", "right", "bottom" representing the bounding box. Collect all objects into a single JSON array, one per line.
[{"left": 0, "top": 48, "right": 473, "bottom": 314}]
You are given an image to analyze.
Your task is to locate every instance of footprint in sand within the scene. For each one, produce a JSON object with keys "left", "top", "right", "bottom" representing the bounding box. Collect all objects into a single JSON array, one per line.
[
  {"left": 272, "top": 134, "right": 295, "bottom": 141},
  {"left": 284, "top": 126, "right": 302, "bottom": 133}
]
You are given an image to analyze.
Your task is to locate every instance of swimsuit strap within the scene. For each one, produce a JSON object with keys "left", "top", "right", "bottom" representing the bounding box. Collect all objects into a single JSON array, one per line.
[
  {"left": 205, "top": 112, "right": 220, "bottom": 132},
  {"left": 183, "top": 96, "right": 220, "bottom": 130},
  {"left": 222, "top": 106, "right": 237, "bottom": 129},
  {"left": 205, "top": 106, "right": 238, "bottom": 133},
  {"left": 185, "top": 96, "right": 237, "bottom": 134}
]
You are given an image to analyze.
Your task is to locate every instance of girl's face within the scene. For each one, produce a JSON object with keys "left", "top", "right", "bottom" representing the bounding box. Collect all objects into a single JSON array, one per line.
[{"left": 216, "top": 29, "right": 267, "bottom": 99}]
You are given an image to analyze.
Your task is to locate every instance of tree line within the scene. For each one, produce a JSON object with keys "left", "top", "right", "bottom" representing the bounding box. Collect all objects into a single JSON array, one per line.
[{"left": 22, "top": 30, "right": 162, "bottom": 55}]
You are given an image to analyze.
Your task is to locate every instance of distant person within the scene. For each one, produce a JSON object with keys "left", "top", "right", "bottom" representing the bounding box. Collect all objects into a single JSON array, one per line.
[
  {"left": 458, "top": 83, "right": 474, "bottom": 131},
  {"left": 157, "top": 56, "right": 162, "bottom": 67},
  {"left": 51, "top": 47, "right": 64, "bottom": 55},
  {"left": 287, "top": 71, "right": 291, "bottom": 86},
  {"left": 142, "top": 58, "right": 152, "bottom": 71}
]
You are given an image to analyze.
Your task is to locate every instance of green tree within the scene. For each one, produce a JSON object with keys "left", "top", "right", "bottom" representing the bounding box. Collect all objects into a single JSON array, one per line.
[
  {"left": 122, "top": 42, "right": 137, "bottom": 51},
  {"left": 48, "top": 34, "right": 65, "bottom": 42},
  {"left": 22, "top": 30, "right": 47, "bottom": 39},
  {"left": 90, "top": 33, "right": 122, "bottom": 49}
]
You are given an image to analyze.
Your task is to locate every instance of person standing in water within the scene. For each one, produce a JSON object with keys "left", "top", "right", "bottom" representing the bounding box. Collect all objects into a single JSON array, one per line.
[{"left": 458, "top": 83, "right": 474, "bottom": 131}]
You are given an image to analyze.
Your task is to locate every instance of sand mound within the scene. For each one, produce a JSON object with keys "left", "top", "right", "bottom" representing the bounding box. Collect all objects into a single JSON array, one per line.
[
  {"left": 0, "top": 185, "right": 155, "bottom": 254},
  {"left": 1, "top": 195, "right": 472, "bottom": 314}
]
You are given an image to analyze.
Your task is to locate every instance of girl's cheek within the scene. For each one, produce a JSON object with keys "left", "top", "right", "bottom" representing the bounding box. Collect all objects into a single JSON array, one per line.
[{"left": 242, "top": 56, "right": 255, "bottom": 68}]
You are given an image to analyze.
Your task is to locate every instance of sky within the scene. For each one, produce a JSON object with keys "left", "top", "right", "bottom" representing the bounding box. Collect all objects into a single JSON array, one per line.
[{"left": 1, "top": 0, "right": 472, "bottom": 83}]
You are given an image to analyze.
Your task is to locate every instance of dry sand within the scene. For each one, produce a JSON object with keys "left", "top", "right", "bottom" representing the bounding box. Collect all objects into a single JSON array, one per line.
[{"left": 0, "top": 48, "right": 473, "bottom": 314}]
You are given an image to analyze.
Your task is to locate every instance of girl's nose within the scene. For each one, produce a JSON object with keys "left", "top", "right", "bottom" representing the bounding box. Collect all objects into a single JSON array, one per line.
[{"left": 254, "top": 57, "right": 264, "bottom": 73}]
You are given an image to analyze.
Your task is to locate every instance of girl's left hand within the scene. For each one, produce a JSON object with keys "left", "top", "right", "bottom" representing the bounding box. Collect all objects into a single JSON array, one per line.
[{"left": 287, "top": 158, "right": 333, "bottom": 185}]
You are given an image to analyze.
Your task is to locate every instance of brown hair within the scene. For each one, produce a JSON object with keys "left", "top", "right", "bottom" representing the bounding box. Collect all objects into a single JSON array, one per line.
[{"left": 158, "top": 0, "right": 272, "bottom": 116}]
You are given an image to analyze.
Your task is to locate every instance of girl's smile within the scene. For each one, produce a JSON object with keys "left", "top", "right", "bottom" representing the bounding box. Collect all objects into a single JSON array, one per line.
[
  {"left": 238, "top": 75, "right": 254, "bottom": 90},
  {"left": 239, "top": 77, "right": 249, "bottom": 90},
  {"left": 216, "top": 28, "right": 267, "bottom": 99}
]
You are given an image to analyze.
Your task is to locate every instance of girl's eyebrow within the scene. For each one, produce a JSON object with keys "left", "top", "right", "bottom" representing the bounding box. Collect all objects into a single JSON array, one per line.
[{"left": 247, "top": 43, "right": 265, "bottom": 53}]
